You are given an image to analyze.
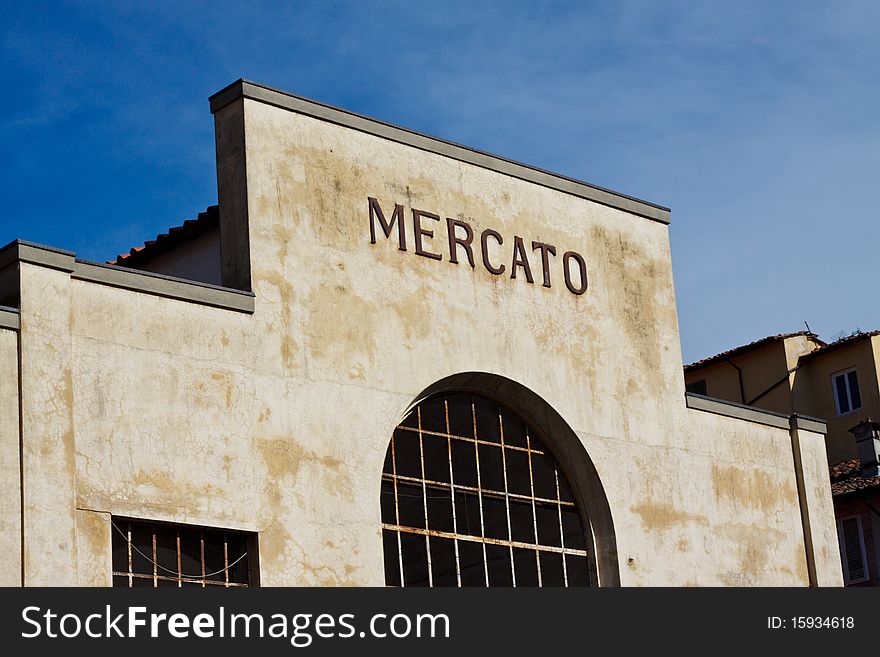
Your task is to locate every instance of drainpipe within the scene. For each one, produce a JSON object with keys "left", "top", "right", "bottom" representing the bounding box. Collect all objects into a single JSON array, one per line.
[
  {"left": 725, "top": 358, "right": 746, "bottom": 404},
  {"left": 789, "top": 414, "right": 817, "bottom": 587}
]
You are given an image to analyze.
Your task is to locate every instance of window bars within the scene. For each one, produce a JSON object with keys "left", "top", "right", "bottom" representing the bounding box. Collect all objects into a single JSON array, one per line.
[
  {"left": 111, "top": 518, "right": 252, "bottom": 588},
  {"left": 381, "top": 392, "right": 593, "bottom": 586}
]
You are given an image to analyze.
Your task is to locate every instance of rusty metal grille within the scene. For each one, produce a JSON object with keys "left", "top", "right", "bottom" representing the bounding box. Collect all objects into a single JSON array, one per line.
[
  {"left": 111, "top": 518, "right": 253, "bottom": 588},
  {"left": 381, "top": 392, "right": 593, "bottom": 586}
]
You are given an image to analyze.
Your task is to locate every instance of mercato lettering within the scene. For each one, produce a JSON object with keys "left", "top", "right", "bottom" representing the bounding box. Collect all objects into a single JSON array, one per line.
[{"left": 368, "top": 197, "right": 588, "bottom": 295}]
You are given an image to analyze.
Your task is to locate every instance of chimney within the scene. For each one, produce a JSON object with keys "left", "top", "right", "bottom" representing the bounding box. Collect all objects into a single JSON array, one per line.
[{"left": 850, "top": 420, "right": 880, "bottom": 477}]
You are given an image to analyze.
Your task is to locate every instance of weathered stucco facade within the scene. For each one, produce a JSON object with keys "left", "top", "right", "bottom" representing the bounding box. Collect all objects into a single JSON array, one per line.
[{"left": 0, "top": 80, "right": 842, "bottom": 586}]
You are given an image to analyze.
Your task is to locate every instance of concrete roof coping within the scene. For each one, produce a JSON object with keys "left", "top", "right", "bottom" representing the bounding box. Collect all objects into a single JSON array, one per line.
[
  {"left": 0, "top": 305, "right": 19, "bottom": 331},
  {"left": 209, "top": 79, "right": 671, "bottom": 225},
  {"left": 72, "top": 259, "right": 255, "bottom": 314},
  {"left": 0, "top": 239, "right": 255, "bottom": 314},
  {"left": 789, "top": 413, "right": 828, "bottom": 434},
  {"left": 0, "top": 239, "right": 76, "bottom": 273},
  {"left": 685, "top": 392, "right": 827, "bottom": 434}
]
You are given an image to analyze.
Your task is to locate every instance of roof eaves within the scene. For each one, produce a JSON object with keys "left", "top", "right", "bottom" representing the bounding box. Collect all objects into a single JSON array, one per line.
[
  {"left": 111, "top": 205, "right": 219, "bottom": 267},
  {"left": 685, "top": 331, "right": 821, "bottom": 373},
  {"left": 829, "top": 458, "right": 880, "bottom": 498},
  {"left": 799, "top": 331, "right": 880, "bottom": 364}
]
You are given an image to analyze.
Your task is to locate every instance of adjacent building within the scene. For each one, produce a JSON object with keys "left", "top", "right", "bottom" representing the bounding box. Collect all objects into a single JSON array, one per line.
[
  {"left": 0, "top": 79, "right": 843, "bottom": 587},
  {"left": 685, "top": 331, "right": 880, "bottom": 585}
]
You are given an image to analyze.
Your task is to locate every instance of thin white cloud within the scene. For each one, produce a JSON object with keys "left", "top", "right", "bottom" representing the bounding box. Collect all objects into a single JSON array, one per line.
[{"left": 2, "top": 1, "right": 878, "bottom": 359}]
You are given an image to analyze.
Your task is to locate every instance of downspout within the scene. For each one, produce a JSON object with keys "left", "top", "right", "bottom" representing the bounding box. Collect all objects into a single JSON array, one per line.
[
  {"left": 788, "top": 414, "right": 817, "bottom": 587},
  {"left": 725, "top": 358, "right": 746, "bottom": 404},
  {"left": 17, "top": 308, "right": 24, "bottom": 587}
]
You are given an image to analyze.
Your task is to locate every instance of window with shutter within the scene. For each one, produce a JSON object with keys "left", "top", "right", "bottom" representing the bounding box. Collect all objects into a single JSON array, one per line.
[{"left": 837, "top": 515, "right": 869, "bottom": 585}]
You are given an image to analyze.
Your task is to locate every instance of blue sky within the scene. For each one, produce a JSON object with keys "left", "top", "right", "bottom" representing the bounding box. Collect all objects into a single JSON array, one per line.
[{"left": 1, "top": 1, "right": 878, "bottom": 363}]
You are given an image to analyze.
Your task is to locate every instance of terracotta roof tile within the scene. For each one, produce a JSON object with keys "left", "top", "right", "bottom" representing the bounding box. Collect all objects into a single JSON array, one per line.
[
  {"left": 684, "top": 331, "right": 824, "bottom": 372},
  {"left": 110, "top": 205, "right": 219, "bottom": 267},
  {"left": 798, "top": 330, "right": 880, "bottom": 363},
  {"left": 830, "top": 458, "right": 880, "bottom": 497}
]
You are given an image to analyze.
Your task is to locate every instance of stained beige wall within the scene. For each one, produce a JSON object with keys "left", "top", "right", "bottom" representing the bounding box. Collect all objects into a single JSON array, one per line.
[
  {"left": 76, "top": 509, "right": 112, "bottom": 587},
  {"left": 69, "top": 279, "right": 384, "bottom": 585},
  {"left": 0, "top": 327, "right": 20, "bottom": 586},
  {"left": 10, "top": 93, "right": 842, "bottom": 586},
  {"left": 599, "top": 407, "right": 812, "bottom": 585},
  {"left": 19, "top": 263, "right": 78, "bottom": 585},
  {"left": 59, "top": 273, "right": 826, "bottom": 586},
  {"left": 794, "top": 427, "right": 844, "bottom": 586}
]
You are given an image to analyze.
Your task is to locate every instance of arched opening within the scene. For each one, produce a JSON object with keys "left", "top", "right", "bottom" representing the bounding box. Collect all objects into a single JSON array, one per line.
[{"left": 380, "top": 374, "right": 618, "bottom": 586}]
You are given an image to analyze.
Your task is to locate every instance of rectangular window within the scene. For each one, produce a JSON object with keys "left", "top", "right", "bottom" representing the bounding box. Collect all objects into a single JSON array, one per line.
[
  {"left": 837, "top": 515, "right": 869, "bottom": 585},
  {"left": 686, "top": 379, "right": 707, "bottom": 396},
  {"left": 111, "top": 517, "right": 258, "bottom": 587},
  {"left": 832, "top": 369, "right": 861, "bottom": 416}
]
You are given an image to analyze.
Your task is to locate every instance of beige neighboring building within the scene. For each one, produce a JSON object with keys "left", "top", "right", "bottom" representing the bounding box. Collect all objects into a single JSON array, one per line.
[
  {"left": 0, "top": 79, "right": 842, "bottom": 588},
  {"left": 684, "top": 331, "right": 880, "bottom": 464},
  {"left": 685, "top": 331, "right": 880, "bottom": 585}
]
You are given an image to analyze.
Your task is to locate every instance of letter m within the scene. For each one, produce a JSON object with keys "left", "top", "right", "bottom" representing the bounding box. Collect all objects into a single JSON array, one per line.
[
  {"left": 230, "top": 614, "right": 264, "bottom": 638},
  {"left": 368, "top": 197, "right": 407, "bottom": 251}
]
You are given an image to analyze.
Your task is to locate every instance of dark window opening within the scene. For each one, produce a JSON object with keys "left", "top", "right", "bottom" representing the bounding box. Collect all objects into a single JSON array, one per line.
[
  {"left": 837, "top": 515, "right": 869, "bottom": 585},
  {"left": 111, "top": 517, "right": 257, "bottom": 588},
  {"left": 381, "top": 392, "right": 593, "bottom": 587},
  {"left": 686, "top": 379, "right": 707, "bottom": 396},
  {"left": 832, "top": 369, "right": 861, "bottom": 416}
]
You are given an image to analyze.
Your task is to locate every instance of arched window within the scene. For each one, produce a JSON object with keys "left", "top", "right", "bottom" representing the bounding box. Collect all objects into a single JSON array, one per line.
[{"left": 381, "top": 392, "right": 593, "bottom": 586}]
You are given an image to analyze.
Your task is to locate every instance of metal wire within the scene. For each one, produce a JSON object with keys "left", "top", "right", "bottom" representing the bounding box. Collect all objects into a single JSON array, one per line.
[{"left": 111, "top": 520, "right": 248, "bottom": 580}]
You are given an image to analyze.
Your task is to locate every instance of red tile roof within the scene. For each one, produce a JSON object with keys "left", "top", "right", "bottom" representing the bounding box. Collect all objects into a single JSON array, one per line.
[
  {"left": 684, "top": 331, "right": 824, "bottom": 373},
  {"left": 830, "top": 458, "right": 880, "bottom": 497},
  {"left": 798, "top": 330, "right": 880, "bottom": 363},
  {"left": 110, "top": 205, "right": 219, "bottom": 267}
]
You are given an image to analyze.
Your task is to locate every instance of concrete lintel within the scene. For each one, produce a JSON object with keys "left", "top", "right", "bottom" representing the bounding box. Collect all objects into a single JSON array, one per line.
[
  {"left": 72, "top": 260, "right": 256, "bottom": 314},
  {"left": 209, "top": 79, "right": 671, "bottom": 225},
  {"left": 685, "top": 392, "right": 791, "bottom": 430},
  {"left": 0, "top": 306, "right": 19, "bottom": 331}
]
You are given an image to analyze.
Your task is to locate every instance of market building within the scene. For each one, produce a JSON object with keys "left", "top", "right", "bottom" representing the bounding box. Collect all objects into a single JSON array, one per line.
[{"left": 0, "top": 79, "right": 842, "bottom": 587}]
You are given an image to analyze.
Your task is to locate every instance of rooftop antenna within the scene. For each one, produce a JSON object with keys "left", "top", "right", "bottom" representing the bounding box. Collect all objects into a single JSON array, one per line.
[{"left": 804, "top": 321, "right": 812, "bottom": 334}]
